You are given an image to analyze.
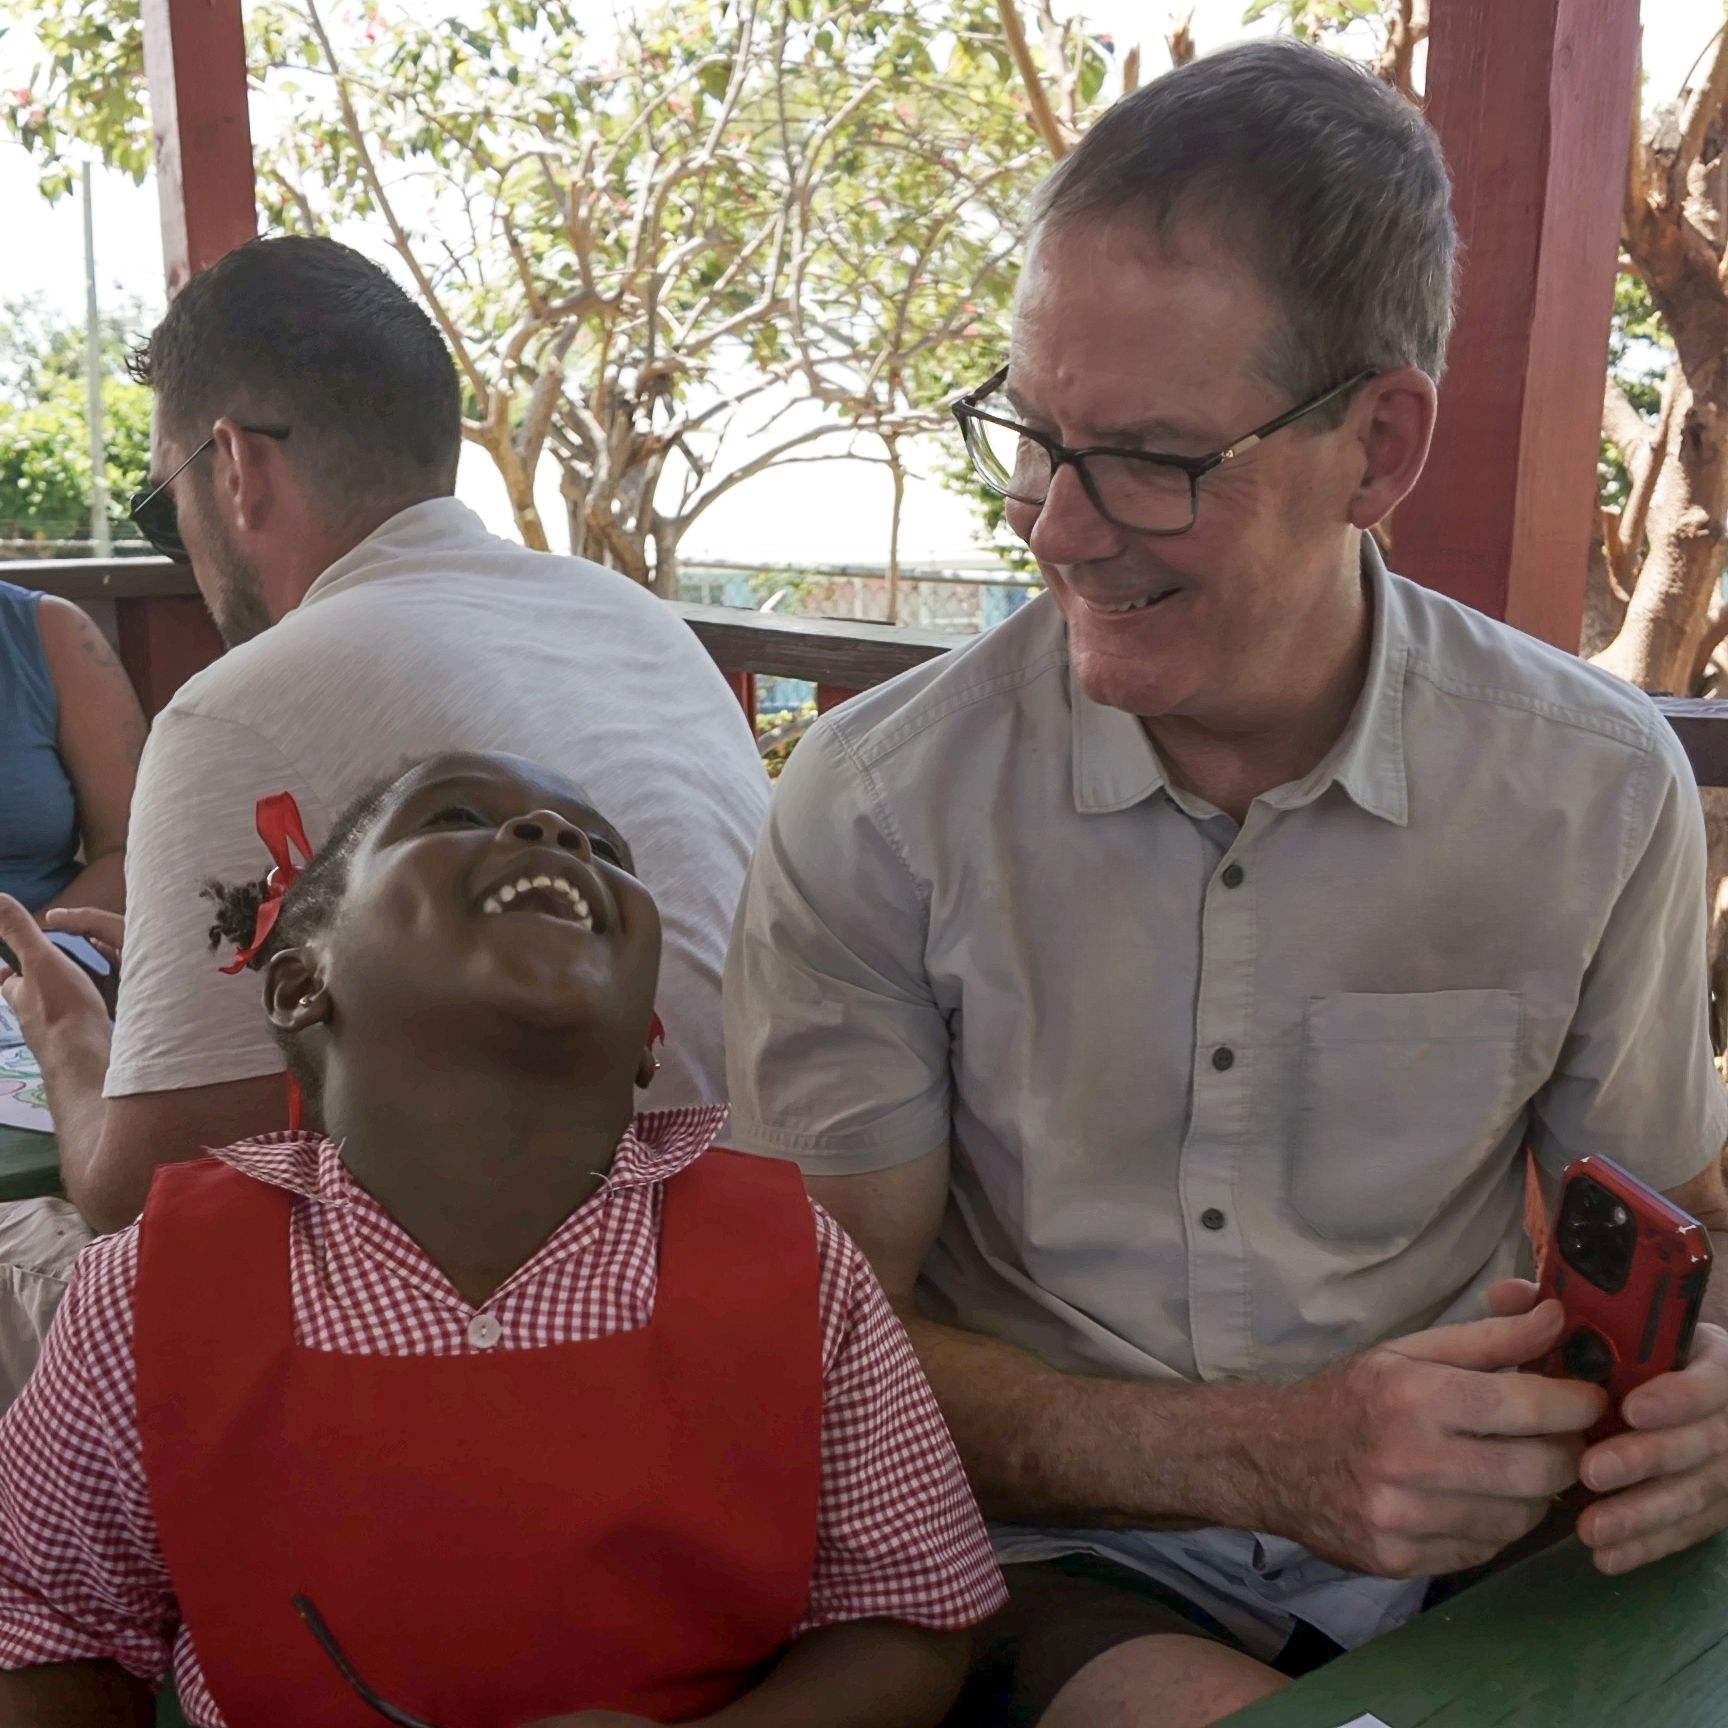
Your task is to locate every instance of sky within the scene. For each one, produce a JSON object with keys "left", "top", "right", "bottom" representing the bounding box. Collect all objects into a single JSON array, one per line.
[{"left": 0, "top": 0, "right": 1719, "bottom": 565}]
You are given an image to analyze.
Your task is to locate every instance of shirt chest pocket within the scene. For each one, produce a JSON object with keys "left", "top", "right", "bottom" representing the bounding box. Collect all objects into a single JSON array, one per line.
[{"left": 1291, "top": 989, "right": 1525, "bottom": 1245}]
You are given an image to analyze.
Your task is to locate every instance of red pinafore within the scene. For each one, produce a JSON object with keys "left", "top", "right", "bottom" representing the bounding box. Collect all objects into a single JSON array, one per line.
[{"left": 135, "top": 1149, "right": 821, "bottom": 1727}]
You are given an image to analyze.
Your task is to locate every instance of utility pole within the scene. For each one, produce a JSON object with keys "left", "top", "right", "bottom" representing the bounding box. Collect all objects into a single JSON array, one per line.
[{"left": 82, "top": 162, "right": 112, "bottom": 558}]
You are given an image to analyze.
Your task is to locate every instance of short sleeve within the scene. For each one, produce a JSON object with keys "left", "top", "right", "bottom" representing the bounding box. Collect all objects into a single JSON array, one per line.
[
  {"left": 723, "top": 721, "right": 950, "bottom": 1173},
  {"left": 0, "top": 1231, "right": 176, "bottom": 1682},
  {"left": 1529, "top": 723, "right": 1728, "bottom": 1189},
  {"left": 104, "top": 710, "right": 330, "bottom": 1099},
  {"left": 801, "top": 1206, "right": 1005, "bottom": 1631}
]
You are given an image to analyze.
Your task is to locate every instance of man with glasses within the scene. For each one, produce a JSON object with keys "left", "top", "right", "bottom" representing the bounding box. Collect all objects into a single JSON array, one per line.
[
  {"left": 0, "top": 236, "right": 768, "bottom": 1384},
  {"left": 724, "top": 40, "right": 1728, "bottom": 1728}
]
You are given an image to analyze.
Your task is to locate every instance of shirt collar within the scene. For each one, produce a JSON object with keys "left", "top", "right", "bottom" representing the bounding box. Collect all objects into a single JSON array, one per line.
[
  {"left": 213, "top": 1105, "right": 730, "bottom": 1208},
  {"left": 299, "top": 497, "right": 497, "bottom": 610},
  {"left": 1069, "top": 537, "right": 1409, "bottom": 827}
]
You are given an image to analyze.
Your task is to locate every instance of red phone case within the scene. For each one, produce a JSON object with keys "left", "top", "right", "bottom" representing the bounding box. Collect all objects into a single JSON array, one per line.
[{"left": 1531, "top": 1155, "right": 1713, "bottom": 1443}]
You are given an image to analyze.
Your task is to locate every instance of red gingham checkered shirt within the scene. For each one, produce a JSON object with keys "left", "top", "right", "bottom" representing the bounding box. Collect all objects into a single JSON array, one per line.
[{"left": 0, "top": 1108, "right": 1004, "bottom": 1725}]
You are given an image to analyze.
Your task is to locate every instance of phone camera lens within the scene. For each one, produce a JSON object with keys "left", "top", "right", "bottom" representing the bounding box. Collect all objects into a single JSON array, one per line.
[{"left": 1560, "top": 1176, "right": 1636, "bottom": 1294}]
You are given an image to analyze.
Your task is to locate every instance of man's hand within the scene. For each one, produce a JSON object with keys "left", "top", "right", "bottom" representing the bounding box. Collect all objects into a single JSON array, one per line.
[
  {"left": 41, "top": 908, "right": 123, "bottom": 974},
  {"left": 0, "top": 896, "right": 112, "bottom": 1047},
  {"left": 1253, "top": 1290, "right": 1604, "bottom": 1579},
  {"left": 1573, "top": 1316, "right": 1728, "bottom": 1574}
]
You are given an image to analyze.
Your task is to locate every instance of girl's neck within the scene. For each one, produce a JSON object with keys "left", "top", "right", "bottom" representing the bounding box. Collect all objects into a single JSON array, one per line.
[{"left": 323, "top": 1062, "right": 636, "bottom": 1307}]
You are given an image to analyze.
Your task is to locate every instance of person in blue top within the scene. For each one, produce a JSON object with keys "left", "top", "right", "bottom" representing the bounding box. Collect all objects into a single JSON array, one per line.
[{"left": 0, "top": 581, "right": 145, "bottom": 917}]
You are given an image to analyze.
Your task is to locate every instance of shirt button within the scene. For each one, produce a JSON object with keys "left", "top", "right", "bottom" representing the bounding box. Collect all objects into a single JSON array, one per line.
[
  {"left": 1200, "top": 1207, "right": 1227, "bottom": 1232},
  {"left": 1221, "top": 863, "right": 1245, "bottom": 889},
  {"left": 467, "top": 1313, "right": 502, "bottom": 1350},
  {"left": 1211, "top": 1046, "right": 1236, "bottom": 1072}
]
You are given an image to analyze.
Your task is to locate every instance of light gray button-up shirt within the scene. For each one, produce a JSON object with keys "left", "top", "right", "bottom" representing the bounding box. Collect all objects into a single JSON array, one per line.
[
  {"left": 729, "top": 543, "right": 1725, "bottom": 1379},
  {"left": 724, "top": 544, "right": 1728, "bottom": 1650}
]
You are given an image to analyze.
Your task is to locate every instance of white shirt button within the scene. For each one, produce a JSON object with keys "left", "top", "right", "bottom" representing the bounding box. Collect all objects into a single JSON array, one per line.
[{"left": 467, "top": 1313, "right": 502, "bottom": 1350}]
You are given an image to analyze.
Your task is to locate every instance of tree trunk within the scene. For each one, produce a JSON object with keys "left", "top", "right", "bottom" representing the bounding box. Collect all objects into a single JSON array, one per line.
[
  {"left": 1592, "top": 381, "right": 1728, "bottom": 691},
  {"left": 487, "top": 434, "right": 551, "bottom": 552},
  {"left": 648, "top": 520, "right": 680, "bottom": 601},
  {"left": 885, "top": 437, "right": 905, "bottom": 625}
]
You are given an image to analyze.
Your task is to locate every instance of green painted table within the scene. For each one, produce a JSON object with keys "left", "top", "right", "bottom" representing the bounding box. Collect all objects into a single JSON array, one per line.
[
  {"left": 1223, "top": 1534, "right": 1728, "bottom": 1727},
  {"left": 0, "top": 1124, "right": 59, "bottom": 1201}
]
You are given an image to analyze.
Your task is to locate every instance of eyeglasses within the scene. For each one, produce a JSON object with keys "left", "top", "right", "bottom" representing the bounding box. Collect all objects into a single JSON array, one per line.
[
  {"left": 951, "top": 368, "right": 1374, "bottom": 537},
  {"left": 128, "top": 424, "right": 291, "bottom": 561},
  {"left": 293, "top": 1594, "right": 445, "bottom": 1728}
]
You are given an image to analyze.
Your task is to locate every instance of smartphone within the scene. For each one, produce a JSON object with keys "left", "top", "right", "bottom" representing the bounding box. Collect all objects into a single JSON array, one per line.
[
  {"left": 1529, "top": 1155, "right": 1713, "bottom": 1442},
  {"left": 0, "top": 931, "right": 118, "bottom": 1017}
]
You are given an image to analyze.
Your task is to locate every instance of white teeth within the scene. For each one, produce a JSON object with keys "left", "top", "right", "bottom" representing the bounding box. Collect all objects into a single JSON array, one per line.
[
  {"left": 482, "top": 869, "right": 596, "bottom": 928},
  {"left": 1089, "top": 592, "right": 1166, "bottom": 614}
]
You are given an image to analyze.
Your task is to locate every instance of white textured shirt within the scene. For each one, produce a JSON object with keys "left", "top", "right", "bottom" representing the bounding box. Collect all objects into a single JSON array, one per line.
[
  {"left": 724, "top": 541, "right": 1727, "bottom": 1650},
  {"left": 106, "top": 499, "right": 769, "bottom": 1114}
]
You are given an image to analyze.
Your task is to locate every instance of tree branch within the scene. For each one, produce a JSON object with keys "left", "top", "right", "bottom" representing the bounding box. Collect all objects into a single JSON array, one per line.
[
  {"left": 298, "top": 0, "right": 490, "bottom": 408},
  {"left": 994, "top": 0, "right": 1068, "bottom": 160}
]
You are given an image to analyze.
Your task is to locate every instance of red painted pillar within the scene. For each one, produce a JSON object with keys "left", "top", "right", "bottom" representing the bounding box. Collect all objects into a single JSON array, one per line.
[
  {"left": 124, "top": 0, "right": 256, "bottom": 712},
  {"left": 141, "top": 0, "right": 258, "bottom": 291},
  {"left": 1397, "top": 0, "right": 1640, "bottom": 650}
]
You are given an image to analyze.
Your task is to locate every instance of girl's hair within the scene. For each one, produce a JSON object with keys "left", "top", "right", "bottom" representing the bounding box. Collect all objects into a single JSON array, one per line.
[
  {"left": 202, "top": 769, "right": 406, "bottom": 1119},
  {"left": 203, "top": 772, "right": 402, "bottom": 971}
]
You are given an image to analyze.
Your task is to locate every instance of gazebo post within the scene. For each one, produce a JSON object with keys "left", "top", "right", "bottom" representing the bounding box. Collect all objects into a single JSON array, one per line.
[
  {"left": 123, "top": 0, "right": 257, "bottom": 714},
  {"left": 1397, "top": 0, "right": 1642, "bottom": 650}
]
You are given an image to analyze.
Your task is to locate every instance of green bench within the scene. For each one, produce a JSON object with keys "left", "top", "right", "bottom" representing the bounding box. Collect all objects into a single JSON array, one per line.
[
  {"left": 0, "top": 1125, "right": 60, "bottom": 1204},
  {"left": 1224, "top": 1533, "right": 1728, "bottom": 1726}
]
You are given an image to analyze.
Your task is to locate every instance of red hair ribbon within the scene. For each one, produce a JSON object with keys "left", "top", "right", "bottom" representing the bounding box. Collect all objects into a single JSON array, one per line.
[{"left": 219, "top": 791, "right": 314, "bottom": 975}]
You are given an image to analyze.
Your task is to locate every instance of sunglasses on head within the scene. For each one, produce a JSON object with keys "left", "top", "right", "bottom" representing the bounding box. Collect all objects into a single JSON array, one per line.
[{"left": 128, "top": 424, "right": 291, "bottom": 561}]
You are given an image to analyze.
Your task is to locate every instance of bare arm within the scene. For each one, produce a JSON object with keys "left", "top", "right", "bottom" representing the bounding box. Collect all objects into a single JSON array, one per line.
[
  {"left": 33, "top": 598, "right": 146, "bottom": 919},
  {"left": 696, "top": 1621, "right": 970, "bottom": 1728},
  {"left": 0, "top": 899, "right": 290, "bottom": 1232},
  {"left": 0, "top": 1661, "right": 153, "bottom": 1726},
  {"left": 807, "top": 1148, "right": 1272, "bottom": 1532},
  {"left": 66, "top": 1081, "right": 291, "bottom": 1234},
  {"left": 809, "top": 1147, "right": 1604, "bottom": 1580}
]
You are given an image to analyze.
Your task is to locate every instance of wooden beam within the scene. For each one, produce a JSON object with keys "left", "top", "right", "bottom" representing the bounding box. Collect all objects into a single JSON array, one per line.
[
  {"left": 669, "top": 602, "right": 954, "bottom": 688},
  {"left": 1397, "top": 0, "right": 1640, "bottom": 649},
  {"left": 114, "top": 596, "right": 225, "bottom": 720},
  {"left": 141, "top": 0, "right": 258, "bottom": 293}
]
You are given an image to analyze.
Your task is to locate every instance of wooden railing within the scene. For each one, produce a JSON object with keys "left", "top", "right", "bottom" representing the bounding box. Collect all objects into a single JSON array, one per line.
[{"left": 12, "top": 555, "right": 1728, "bottom": 789}]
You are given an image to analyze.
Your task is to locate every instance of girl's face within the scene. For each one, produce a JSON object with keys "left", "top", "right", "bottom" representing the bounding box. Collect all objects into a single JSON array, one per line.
[{"left": 270, "top": 753, "right": 662, "bottom": 1082}]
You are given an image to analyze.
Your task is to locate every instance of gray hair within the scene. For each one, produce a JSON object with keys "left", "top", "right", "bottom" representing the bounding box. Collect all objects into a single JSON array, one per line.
[{"left": 1028, "top": 38, "right": 1458, "bottom": 409}]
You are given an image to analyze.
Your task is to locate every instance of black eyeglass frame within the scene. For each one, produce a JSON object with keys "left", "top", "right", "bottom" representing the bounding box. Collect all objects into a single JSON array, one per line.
[
  {"left": 128, "top": 424, "right": 291, "bottom": 561},
  {"left": 950, "top": 367, "right": 1375, "bottom": 537}
]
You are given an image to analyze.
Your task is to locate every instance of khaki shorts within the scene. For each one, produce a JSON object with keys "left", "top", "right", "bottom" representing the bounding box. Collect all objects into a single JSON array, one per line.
[{"left": 0, "top": 1197, "right": 92, "bottom": 1408}]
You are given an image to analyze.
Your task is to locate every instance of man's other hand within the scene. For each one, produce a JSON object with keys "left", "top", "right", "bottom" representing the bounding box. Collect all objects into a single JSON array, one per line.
[{"left": 1265, "top": 1289, "right": 1602, "bottom": 1579}]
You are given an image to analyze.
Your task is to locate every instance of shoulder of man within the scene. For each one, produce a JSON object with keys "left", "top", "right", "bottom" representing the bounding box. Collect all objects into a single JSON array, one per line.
[
  {"left": 808, "top": 590, "right": 1070, "bottom": 782},
  {"left": 1387, "top": 567, "right": 1672, "bottom": 768}
]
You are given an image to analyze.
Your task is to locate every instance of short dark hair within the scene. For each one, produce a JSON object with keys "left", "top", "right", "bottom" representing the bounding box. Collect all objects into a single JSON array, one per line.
[
  {"left": 131, "top": 236, "right": 461, "bottom": 507},
  {"left": 1029, "top": 39, "right": 1457, "bottom": 405}
]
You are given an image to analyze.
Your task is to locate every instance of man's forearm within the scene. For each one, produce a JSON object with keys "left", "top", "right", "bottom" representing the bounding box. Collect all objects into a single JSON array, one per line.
[
  {"left": 697, "top": 1621, "right": 970, "bottom": 1728},
  {"left": 28, "top": 1019, "right": 110, "bottom": 1224},
  {"left": 902, "top": 1310, "right": 1280, "bottom": 1532},
  {"left": 0, "top": 1661, "right": 153, "bottom": 1726}
]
